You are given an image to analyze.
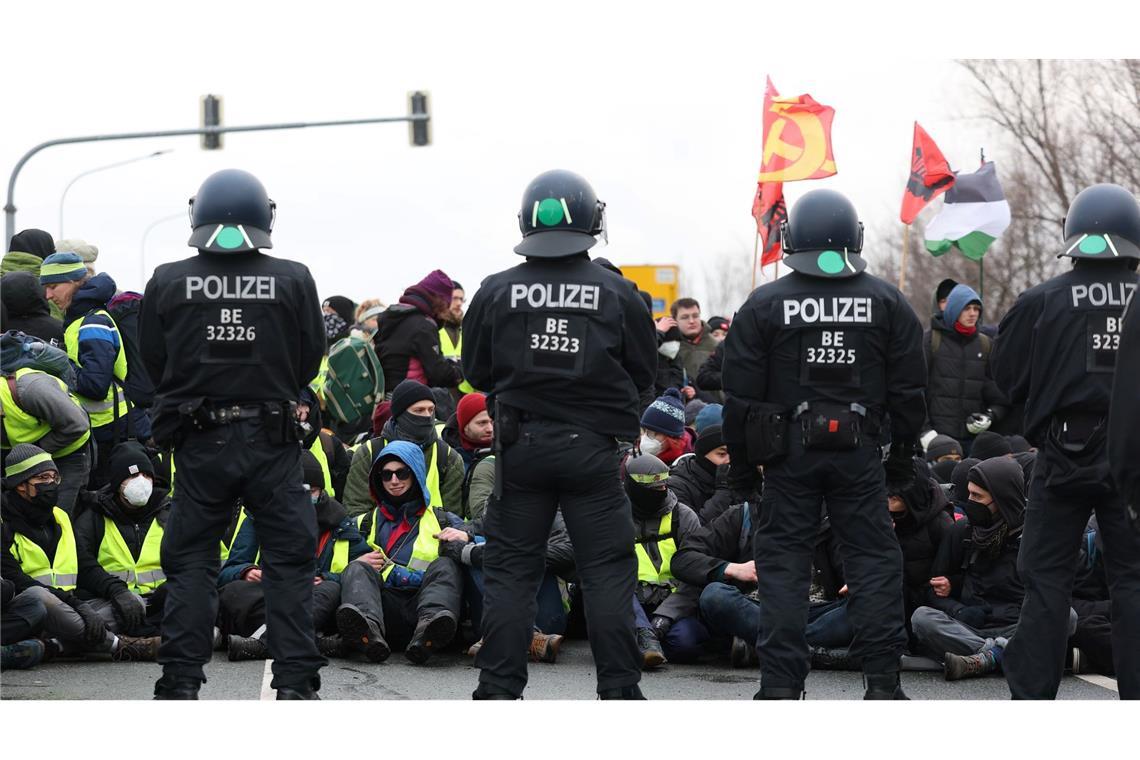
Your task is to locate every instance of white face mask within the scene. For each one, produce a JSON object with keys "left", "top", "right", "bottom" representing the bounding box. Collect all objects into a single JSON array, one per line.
[
  {"left": 639, "top": 434, "right": 664, "bottom": 457},
  {"left": 122, "top": 474, "right": 153, "bottom": 507},
  {"left": 658, "top": 340, "right": 681, "bottom": 360}
]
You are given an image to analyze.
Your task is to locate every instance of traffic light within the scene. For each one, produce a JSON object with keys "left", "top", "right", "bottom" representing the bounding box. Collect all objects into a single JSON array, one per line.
[
  {"left": 200, "top": 94, "right": 223, "bottom": 150},
  {"left": 408, "top": 91, "right": 431, "bottom": 147}
]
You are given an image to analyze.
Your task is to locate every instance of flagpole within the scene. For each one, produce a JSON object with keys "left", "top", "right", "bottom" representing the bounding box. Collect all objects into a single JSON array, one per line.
[
  {"left": 979, "top": 257, "right": 985, "bottom": 300},
  {"left": 751, "top": 231, "right": 760, "bottom": 290},
  {"left": 899, "top": 224, "right": 911, "bottom": 294}
]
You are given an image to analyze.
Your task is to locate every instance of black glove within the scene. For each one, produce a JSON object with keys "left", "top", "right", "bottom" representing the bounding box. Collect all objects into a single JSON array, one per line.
[
  {"left": 111, "top": 589, "right": 146, "bottom": 630},
  {"left": 74, "top": 601, "right": 107, "bottom": 644},
  {"left": 650, "top": 615, "right": 673, "bottom": 640},
  {"left": 727, "top": 455, "right": 762, "bottom": 505},
  {"left": 951, "top": 605, "right": 987, "bottom": 630},
  {"left": 438, "top": 540, "right": 467, "bottom": 564},
  {"left": 884, "top": 442, "right": 917, "bottom": 490}
]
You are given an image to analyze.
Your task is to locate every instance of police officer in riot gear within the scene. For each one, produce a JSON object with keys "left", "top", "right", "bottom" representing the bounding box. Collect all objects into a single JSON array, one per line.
[
  {"left": 140, "top": 169, "right": 326, "bottom": 699},
  {"left": 722, "top": 189, "right": 927, "bottom": 700},
  {"left": 462, "top": 169, "right": 657, "bottom": 699},
  {"left": 1109, "top": 296, "right": 1140, "bottom": 535},
  {"left": 994, "top": 183, "right": 1140, "bottom": 699}
]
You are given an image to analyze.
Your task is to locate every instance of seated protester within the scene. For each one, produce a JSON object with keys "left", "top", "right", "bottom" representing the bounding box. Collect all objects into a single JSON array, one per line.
[
  {"left": 624, "top": 454, "right": 705, "bottom": 669},
  {"left": 336, "top": 440, "right": 468, "bottom": 664},
  {"left": 639, "top": 388, "right": 695, "bottom": 467},
  {"left": 1, "top": 444, "right": 153, "bottom": 660},
  {"left": 911, "top": 457, "right": 1074, "bottom": 681},
  {"left": 72, "top": 442, "right": 170, "bottom": 657},
  {"left": 948, "top": 457, "right": 981, "bottom": 520},
  {"left": 217, "top": 451, "right": 369, "bottom": 661},
  {"left": 298, "top": 388, "right": 350, "bottom": 500},
  {"left": 1, "top": 362, "right": 92, "bottom": 514},
  {"left": 672, "top": 502, "right": 847, "bottom": 668},
  {"left": 931, "top": 459, "right": 959, "bottom": 487},
  {"left": 970, "top": 430, "right": 1012, "bottom": 461},
  {"left": 2, "top": 575, "right": 48, "bottom": 670},
  {"left": 440, "top": 392, "right": 493, "bottom": 473},
  {"left": 343, "top": 380, "right": 464, "bottom": 518},
  {"left": 667, "top": 424, "right": 730, "bottom": 522},
  {"left": 924, "top": 434, "right": 963, "bottom": 464},
  {"left": 1070, "top": 516, "right": 1114, "bottom": 677}
]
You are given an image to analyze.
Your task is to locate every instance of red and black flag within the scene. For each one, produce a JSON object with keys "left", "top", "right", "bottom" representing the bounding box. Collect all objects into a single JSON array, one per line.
[
  {"left": 751, "top": 181, "right": 787, "bottom": 266},
  {"left": 900, "top": 121, "right": 955, "bottom": 224}
]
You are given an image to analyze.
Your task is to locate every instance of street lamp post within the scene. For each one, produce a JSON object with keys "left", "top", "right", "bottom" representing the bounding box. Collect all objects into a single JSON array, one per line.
[
  {"left": 139, "top": 212, "right": 185, "bottom": 288},
  {"left": 59, "top": 149, "right": 172, "bottom": 239}
]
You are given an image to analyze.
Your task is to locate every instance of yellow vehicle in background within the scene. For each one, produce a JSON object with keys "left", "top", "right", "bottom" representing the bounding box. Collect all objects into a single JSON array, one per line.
[{"left": 618, "top": 264, "right": 680, "bottom": 319}]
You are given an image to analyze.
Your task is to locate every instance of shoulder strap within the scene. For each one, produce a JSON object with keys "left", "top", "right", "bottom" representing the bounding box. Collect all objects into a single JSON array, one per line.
[
  {"left": 978, "top": 332, "right": 991, "bottom": 357},
  {"left": 931, "top": 329, "right": 941, "bottom": 354}
]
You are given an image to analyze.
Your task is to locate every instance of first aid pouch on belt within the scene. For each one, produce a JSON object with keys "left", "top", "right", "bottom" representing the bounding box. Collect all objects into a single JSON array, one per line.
[{"left": 799, "top": 401, "right": 863, "bottom": 451}]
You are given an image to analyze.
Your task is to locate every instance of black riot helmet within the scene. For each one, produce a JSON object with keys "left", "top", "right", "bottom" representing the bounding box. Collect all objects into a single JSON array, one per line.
[
  {"left": 187, "top": 169, "right": 276, "bottom": 253},
  {"left": 1059, "top": 183, "right": 1140, "bottom": 260},
  {"left": 515, "top": 170, "right": 606, "bottom": 258},
  {"left": 780, "top": 189, "right": 866, "bottom": 279}
]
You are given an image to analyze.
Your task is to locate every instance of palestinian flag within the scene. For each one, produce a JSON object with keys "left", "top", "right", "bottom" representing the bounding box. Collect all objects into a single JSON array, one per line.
[{"left": 924, "top": 162, "right": 1011, "bottom": 261}]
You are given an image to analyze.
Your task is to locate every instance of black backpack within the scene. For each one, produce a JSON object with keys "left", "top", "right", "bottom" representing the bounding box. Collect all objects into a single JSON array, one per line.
[{"left": 105, "top": 293, "right": 156, "bottom": 408}]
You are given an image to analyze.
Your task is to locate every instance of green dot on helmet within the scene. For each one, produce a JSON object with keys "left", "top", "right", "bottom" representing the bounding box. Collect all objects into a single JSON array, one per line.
[
  {"left": 536, "top": 198, "right": 565, "bottom": 226},
  {"left": 817, "top": 250, "right": 845, "bottom": 274},
  {"left": 216, "top": 226, "right": 245, "bottom": 249},
  {"left": 1078, "top": 235, "right": 1107, "bottom": 254}
]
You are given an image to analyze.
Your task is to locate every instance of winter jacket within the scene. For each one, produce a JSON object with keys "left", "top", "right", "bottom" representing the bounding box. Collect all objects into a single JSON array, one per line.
[
  {"left": 73, "top": 485, "right": 171, "bottom": 601},
  {"left": 467, "top": 455, "right": 495, "bottom": 522},
  {"left": 1, "top": 368, "right": 91, "bottom": 455},
  {"left": 439, "top": 413, "right": 487, "bottom": 473},
  {"left": 0, "top": 271, "right": 65, "bottom": 345},
  {"left": 923, "top": 318, "right": 1008, "bottom": 440},
  {"left": 1, "top": 493, "right": 82, "bottom": 607},
  {"left": 654, "top": 328, "right": 686, "bottom": 397},
  {"left": 374, "top": 303, "right": 462, "bottom": 392},
  {"left": 696, "top": 341, "right": 723, "bottom": 393},
  {"left": 891, "top": 464, "right": 955, "bottom": 616},
  {"left": 217, "top": 495, "right": 369, "bottom": 586},
  {"left": 631, "top": 492, "right": 702, "bottom": 622},
  {"left": 342, "top": 427, "right": 465, "bottom": 518},
  {"left": 63, "top": 274, "right": 122, "bottom": 407},
  {"left": 666, "top": 453, "right": 718, "bottom": 517},
  {"left": 677, "top": 323, "right": 717, "bottom": 388}
]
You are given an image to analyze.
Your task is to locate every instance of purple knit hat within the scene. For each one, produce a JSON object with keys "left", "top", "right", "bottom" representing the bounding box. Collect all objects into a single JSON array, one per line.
[{"left": 415, "top": 270, "right": 455, "bottom": 304}]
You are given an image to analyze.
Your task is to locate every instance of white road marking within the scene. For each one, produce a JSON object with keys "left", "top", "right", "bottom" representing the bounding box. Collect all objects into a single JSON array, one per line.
[
  {"left": 259, "top": 659, "right": 274, "bottom": 700},
  {"left": 1076, "top": 674, "right": 1118, "bottom": 693}
]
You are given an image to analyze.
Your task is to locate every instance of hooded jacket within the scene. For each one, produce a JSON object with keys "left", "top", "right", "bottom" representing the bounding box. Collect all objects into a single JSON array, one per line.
[
  {"left": 923, "top": 284, "right": 1008, "bottom": 439},
  {"left": 890, "top": 459, "right": 954, "bottom": 615},
  {"left": 0, "top": 271, "right": 65, "bottom": 345},
  {"left": 374, "top": 303, "right": 462, "bottom": 392},
  {"left": 666, "top": 453, "right": 719, "bottom": 518},
  {"left": 342, "top": 421, "right": 465, "bottom": 518},
  {"left": 62, "top": 273, "right": 122, "bottom": 409},
  {"left": 357, "top": 440, "right": 468, "bottom": 589},
  {"left": 74, "top": 482, "right": 171, "bottom": 601},
  {"left": 932, "top": 456, "right": 1025, "bottom": 628}
]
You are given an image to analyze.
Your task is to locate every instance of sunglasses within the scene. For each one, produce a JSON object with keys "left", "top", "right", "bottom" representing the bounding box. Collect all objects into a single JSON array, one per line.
[{"left": 380, "top": 466, "right": 413, "bottom": 482}]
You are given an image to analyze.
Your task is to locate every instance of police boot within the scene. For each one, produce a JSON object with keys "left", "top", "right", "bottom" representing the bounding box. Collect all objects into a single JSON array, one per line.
[
  {"left": 730, "top": 636, "right": 759, "bottom": 668},
  {"left": 863, "top": 672, "right": 909, "bottom": 699},
  {"left": 809, "top": 645, "right": 860, "bottom": 671},
  {"left": 944, "top": 648, "right": 1000, "bottom": 681},
  {"left": 112, "top": 635, "right": 161, "bottom": 662},
  {"left": 276, "top": 685, "right": 321, "bottom": 700},
  {"left": 529, "top": 632, "right": 563, "bottom": 664},
  {"left": 153, "top": 673, "right": 201, "bottom": 700},
  {"left": 227, "top": 635, "right": 269, "bottom": 662},
  {"left": 598, "top": 684, "right": 647, "bottom": 699},
  {"left": 472, "top": 682, "right": 520, "bottom": 700},
  {"left": 405, "top": 610, "right": 458, "bottom": 664},
  {"left": 753, "top": 685, "right": 804, "bottom": 700},
  {"left": 637, "top": 627, "right": 667, "bottom": 670},
  {"left": 316, "top": 634, "right": 346, "bottom": 658},
  {"left": 336, "top": 603, "right": 390, "bottom": 663}
]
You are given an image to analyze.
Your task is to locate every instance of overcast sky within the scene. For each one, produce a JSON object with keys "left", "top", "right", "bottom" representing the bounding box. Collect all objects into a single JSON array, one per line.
[{"left": 2, "top": 2, "right": 1124, "bottom": 312}]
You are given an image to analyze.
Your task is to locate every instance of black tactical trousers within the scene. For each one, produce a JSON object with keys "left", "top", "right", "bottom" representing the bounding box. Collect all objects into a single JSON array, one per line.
[
  {"left": 755, "top": 439, "right": 906, "bottom": 691},
  {"left": 1004, "top": 457, "right": 1140, "bottom": 699},
  {"left": 158, "top": 417, "right": 324, "bottom": 690},
  {"left": 476, "top": 418, "right": 639, "bottom": 696},
  {"left": 339, "top": 556, "right": 463, "bottom": 650}
]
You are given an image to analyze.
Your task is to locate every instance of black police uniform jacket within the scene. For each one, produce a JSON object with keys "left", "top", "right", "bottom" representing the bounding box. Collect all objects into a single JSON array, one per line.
[
  {"left": 721, "top": 270, "right": 927, "bottom": 446},
  {"left": 140, "top": 251, "right": 325, "bottom": 418},
  {"left": 1109, "top": 294, "right": 1140, "bottom": 505},
  {"left": 462, "top": 253, "right": 657, "bottom": 440}
]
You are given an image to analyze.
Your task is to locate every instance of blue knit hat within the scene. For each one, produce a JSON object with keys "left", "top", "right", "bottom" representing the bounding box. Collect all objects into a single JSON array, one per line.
[
  {"left": 694, "top": 403, "right": 723, "bottom": 434},
  {"left": 38, "top": 252, "right": 87, "bottom": 284},
  {"left": 641, "top": 388, "right": 686, "bottom": 438}
]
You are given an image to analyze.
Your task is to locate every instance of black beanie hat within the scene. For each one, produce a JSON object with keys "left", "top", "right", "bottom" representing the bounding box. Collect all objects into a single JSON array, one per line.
[
  {"left": 322, "top": 295, "right": 356, "bottom": 327},
  {"left": 301, "top": 450, "right": 325, "bottom": 490},
  {"left": 935, "top": 278, "right": 958, "bottom": 303},
  {"left": 695, "top": 424, "right": 724, "bottom": 459},
  {"left": 971, "top": 431, "right": 1012, "bottom": 460},
  {"left": 925, "top": 434, "right": 963, "bottom": 462},
  {"left": 950, "top": 457, "right": 981, "bottom": 504},
  {"left": 107, "top": 441, "right": 155, "bottom": 491},
  {"left": 390, "top": 379, "right": 435, "bottom": 420},
  {"left": 1007, "top": 434, "right": 1031, "bottom": 453}
]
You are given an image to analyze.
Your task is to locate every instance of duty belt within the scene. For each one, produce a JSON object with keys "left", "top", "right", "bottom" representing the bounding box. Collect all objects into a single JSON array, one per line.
[{"left": 205, "top": 404, "right": 265, "bottom": 424}]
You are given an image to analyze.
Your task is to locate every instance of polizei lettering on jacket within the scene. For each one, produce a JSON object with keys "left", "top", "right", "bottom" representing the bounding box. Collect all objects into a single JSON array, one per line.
[
  {"left": 508, "top": 283, "right": 601, "bottom": 311},
  {"left": 1070, "top": 281, "right": 1136, "bottom": 309},
  {"left": 184, "top": 275, "right": 277, "bottom": 301},
  {"left": 782, "top": 297, "right": 873, "bottom": 326}
]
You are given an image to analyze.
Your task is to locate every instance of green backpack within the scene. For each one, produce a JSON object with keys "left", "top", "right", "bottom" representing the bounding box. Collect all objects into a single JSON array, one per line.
[{"left": 323, "top": 336, "right": 384, "bottom": 426}]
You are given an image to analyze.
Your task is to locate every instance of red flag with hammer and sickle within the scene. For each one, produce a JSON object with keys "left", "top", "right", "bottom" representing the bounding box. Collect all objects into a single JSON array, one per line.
[{"left": 757, "top": 77, "right": 838, "bottom": 183}]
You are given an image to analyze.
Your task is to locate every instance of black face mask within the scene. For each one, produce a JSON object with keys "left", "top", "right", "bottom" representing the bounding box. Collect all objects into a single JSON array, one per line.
[
  {"left": 963, "top": 499, "right": 995, "bottom": 528},
  {"left": 891, "top": 510, "right": 917, "bottom": 532},
  {"left": 29, "top": 484, "right": 60, "bottom": 513},
  {"left": 396, "top": 412, "right": 435, "bottom": 446},
  {"left": 627, "top": 484, "right": 667, "bottom": 516}
]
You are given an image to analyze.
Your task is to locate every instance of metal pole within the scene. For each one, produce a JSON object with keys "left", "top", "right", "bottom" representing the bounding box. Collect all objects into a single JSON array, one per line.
[
  {"left": 6, "top": 112, "right": 429, "bottom": 248},
  {"left": 979, "top": 256, "right": 985, "bottom": 300},
  {"left": 751, "top": 231, "right": 760, "bottom": 290},
  {"left": 139, "top": 212, "right": 185, "bottom": 288},
  {"left": 59, "top": 149, "right": 172, "bottom": 238},
  {"left": 900, "top": 225, "right": 911, "bottom": 293}
]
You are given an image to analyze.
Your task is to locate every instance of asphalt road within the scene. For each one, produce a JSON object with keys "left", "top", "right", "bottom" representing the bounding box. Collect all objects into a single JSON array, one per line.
[{"left": 0, "top": 640, "right": 1119, "bottom": 700}]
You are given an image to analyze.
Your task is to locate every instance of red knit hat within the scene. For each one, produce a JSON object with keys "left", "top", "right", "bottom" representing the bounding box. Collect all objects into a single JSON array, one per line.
[{"left": 457, "top": 393, "right": 488, "bottom": 433}]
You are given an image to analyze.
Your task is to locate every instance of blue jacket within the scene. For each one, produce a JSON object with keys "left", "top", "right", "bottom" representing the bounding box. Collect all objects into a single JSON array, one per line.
[
  {"left": 218, "top": 495, "right": 371, "bottom": 586},
  {"left": 363, "top": 440, "right": 467, "bottom": 588}
]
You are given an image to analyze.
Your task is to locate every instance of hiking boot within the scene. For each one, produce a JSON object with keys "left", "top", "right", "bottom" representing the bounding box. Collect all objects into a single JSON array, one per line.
[
  {"left": 598, "top": 684, "right": 647, "bottom": 699},
  {"left": 530, "top": 632, "right": 563, "bottom": 664},
  {"left": 1069, "top": 647, "right": 1091, "bottom": 675},
  {"left": 864, "top": 672, "right": 909, "bottom": 699},
  {"left": 227, "top": 635, "right": 269, "bottom": 662},
  {"left": 1, "top": 640, "right": 45, "bottom": 670},
  {"left": 276, "top": 685, "right": 320, "bottom": 700},
  {"left": 944, "top": 648, "right": 999, "bottom": 681},
  {"left": 336, "top": 604, "right": 390, "bottom": 663},
  {"left": 406, "top": 610, "right": 458, "bottom": 664},
  {"left": 317, "top": 634, "right": 346, "bottom": 658},
  {"left": 153, "top": 674, "right": 201, "bottom": 700},
  {"left": 810, "top": 645, "right": 860, "bottom": 671},
  {"left": 112, "top": 635, "right": 161, "bottom": 662},
  {"left": 730, "top": 636, "right": 759, "bottom": 668},
  {"left": 466, "top": 638, "right": 484, "bottom": 657},
  {"left": 637, "top": 627, "right": 667, "bottom": 670}
]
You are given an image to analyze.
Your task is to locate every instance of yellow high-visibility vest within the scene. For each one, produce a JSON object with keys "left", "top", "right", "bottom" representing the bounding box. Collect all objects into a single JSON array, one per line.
[
  {"left": 359, "top": 505, "right": 442, "bottom": 581},
  {"left": 0, "top": 368, "right": 90, "bottom": 457},
  {"left": 634, "top": 511, "right": 676, "bottom": 586},
  {"left": 438, "top": 328, "right": 475, "bottom": 394},
  {"left": 63, "top": 310, "right": 128, "bottom": 429},
  {"left": 97, "top": 517, "right": 165, "bottom": 593},
  {"left": 9, "top": 506, "right": 79, "bottom": 590}
]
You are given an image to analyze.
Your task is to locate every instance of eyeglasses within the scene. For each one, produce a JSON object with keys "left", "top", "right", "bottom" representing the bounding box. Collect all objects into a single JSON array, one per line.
[
  {"left": 380, "top": 466, "right": 413, "bottom": 482},
  {"left": 29, "top": 472, "right": 61, "bottom": 486}
]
